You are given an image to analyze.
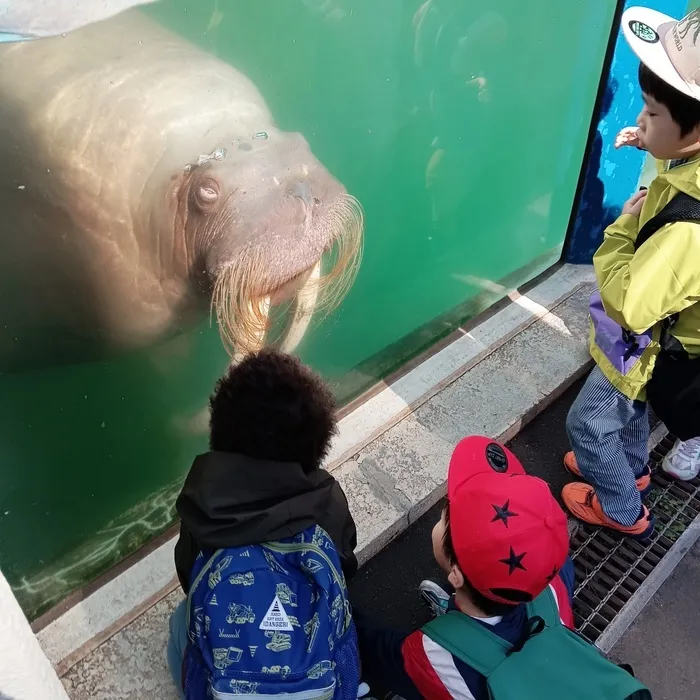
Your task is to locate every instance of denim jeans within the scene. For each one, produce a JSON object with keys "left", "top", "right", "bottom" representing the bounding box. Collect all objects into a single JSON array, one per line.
[
  {"left": 567, "top": 366, "right": 649, "bottom": 526},
  {"left": 167, "top": 599, "right": 187, "bottom": 700}
]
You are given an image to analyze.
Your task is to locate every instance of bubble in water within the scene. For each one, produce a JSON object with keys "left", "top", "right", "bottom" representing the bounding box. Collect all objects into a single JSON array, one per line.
[
  {"left": 101, "top": 421, "right": 106, "bottom": 428},
  {"left": 254, "top": 131, "right": 269, "bottom": 140}
]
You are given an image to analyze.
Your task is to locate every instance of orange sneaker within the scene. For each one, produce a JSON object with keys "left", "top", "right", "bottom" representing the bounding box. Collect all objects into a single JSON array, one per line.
[
  {"left": 563, "top": 452, "right": 652, "bottom": 496},
  {"left": 562, "top": 482, "right": 655, "bottom": 540}
]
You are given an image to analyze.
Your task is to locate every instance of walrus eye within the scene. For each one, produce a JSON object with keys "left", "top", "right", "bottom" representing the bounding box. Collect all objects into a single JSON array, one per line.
[{"left": 193, "top": 180, "right": 220, "bottom": 213}]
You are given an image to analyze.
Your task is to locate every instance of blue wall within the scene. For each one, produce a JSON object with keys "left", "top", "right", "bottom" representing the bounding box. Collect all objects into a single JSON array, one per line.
[{"left": 566, "top": 0, "right": 689, "bottom": 264}]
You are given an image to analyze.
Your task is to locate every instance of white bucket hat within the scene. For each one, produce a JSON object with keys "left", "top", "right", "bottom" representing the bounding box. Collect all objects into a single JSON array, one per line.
[{"left": 623, "top": 7, "right": 700, "bottom": 101}]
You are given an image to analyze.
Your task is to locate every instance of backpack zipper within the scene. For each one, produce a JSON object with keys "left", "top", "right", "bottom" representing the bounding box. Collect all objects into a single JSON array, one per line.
[
  {"left": 186, "top": 550, "right": 223, "bottom": 628},
  {"left": 261, "top": 541, "right": 344, "bottom": 587}
]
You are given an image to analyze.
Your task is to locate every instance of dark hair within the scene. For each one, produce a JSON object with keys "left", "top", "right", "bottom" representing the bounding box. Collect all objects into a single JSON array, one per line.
[
  {"left": 639, "top": 62, "right": 700, "bottom": 137},
  {"left": 442, "top": 502, "right": 528, "bottom": 617},
  {"left": 209, "top": 348, "right": 337, "bottom": 472}
]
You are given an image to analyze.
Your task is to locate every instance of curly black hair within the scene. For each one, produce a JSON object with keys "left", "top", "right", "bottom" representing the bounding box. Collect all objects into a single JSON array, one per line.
[{"left": 208, "top": 348, "right": 338, "bottom": 472}]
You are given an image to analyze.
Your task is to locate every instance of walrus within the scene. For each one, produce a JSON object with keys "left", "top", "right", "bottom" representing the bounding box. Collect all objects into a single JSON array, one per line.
[{"left": 0, "top": 10, "right": 363, "bottom": 371}]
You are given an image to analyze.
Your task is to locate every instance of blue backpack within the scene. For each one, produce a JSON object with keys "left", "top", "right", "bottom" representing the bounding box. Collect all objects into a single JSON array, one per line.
[{"left": 183, "top": 524, "right": 360, "bottom": 699}]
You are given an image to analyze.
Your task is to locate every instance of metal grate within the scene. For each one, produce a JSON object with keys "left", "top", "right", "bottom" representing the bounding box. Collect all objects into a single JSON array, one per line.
[{"left": 571, "top": 433, "right": 700, "bottom": 644}]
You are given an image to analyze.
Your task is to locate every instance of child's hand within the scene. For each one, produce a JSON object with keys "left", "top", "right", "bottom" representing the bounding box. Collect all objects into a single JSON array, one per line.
[
  {"left": 615, "top": 127, "right": 642, "bottom": 150},
  {"left": 622, "top": 189, "right": 648, "bottom": 217}
]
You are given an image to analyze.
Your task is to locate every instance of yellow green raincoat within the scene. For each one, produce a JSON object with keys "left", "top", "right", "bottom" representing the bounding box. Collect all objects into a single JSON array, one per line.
[{"left": 592, "top": 156, "right": 700, "bottom": 400}]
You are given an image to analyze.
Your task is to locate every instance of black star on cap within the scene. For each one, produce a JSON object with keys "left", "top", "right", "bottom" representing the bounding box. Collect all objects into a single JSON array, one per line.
[
  {"left": 545, "top": 566, "right": 559, "bottom": 584},
  {"left": 499, "top": 547, "right": 527, "bottom": 575},
  {"left": 491, "top": 500, "right": 518, "bottom": 528}
]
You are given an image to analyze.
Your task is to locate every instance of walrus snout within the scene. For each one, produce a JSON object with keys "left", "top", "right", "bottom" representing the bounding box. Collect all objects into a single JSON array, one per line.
[
  {"left": 292, "top": 180, "right": 315, "bottom": 208},
  {"left": 194, "top": 149, "right": 346, "bottom": 267},
  {"left": 204, "top": 155, "right": 363, "bottom": 356}
]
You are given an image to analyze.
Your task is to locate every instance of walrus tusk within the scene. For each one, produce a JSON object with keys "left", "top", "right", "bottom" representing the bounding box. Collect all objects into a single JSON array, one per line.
[
  {"left": 228, "top": 258, "right": 321, "bottom": 359},
  {"left": 279, "top": 260, "right": 321, "bottom": 354},
  {"left": 181, "top": 268, "right": 320, "bottom": 437},
  {"left": 181, "top": 296, "right": 270, "bottom": 435}
]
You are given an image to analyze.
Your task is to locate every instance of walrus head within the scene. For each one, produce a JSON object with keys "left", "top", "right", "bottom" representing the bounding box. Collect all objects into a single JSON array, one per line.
[{"left": 179, "top": 131, "right": 363, "bottom": 356}]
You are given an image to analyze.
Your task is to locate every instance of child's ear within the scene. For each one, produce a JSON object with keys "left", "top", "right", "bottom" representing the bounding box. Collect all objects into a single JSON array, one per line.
[
  {"left": 692, "top": 124, "right": 700, "bottom": 144},
  {"left": 447, "top": 565, "right": 464, "bottom": 590}
]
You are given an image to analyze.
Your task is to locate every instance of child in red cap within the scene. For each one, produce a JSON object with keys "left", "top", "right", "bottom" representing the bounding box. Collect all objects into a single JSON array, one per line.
[{"left": 353, "top": 436, "right": 573, "bottom": 700}]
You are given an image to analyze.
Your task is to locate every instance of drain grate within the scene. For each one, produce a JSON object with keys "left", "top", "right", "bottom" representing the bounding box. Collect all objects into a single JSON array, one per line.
[{"left": 571, "top": 433, "right": 700, "bottom": 644}]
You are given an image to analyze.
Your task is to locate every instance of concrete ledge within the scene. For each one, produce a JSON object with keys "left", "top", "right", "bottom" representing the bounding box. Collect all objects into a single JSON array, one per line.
[
  {"left": 340, "top": 281, "right": 593, "bottom": 565},
  {"left": 326, "top": 263, "right": 594, "bottom": 470},
  {"left": 40, "top": 264, "right": 594, "bottom": 688}
]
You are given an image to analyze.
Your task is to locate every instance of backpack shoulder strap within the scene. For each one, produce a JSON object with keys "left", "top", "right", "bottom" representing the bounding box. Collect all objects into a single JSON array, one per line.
[
  {"left": 634, "top": 192, "right": 700, "bottom": 349},
  {"left": 635, "top": 191, "right": 700, "bottom": 250},
  {"left": 526, "top": 586, "right": 561, "bottom": 627},
  {"left": 422, "top": 610, "right": 511, "bottom": 677}
]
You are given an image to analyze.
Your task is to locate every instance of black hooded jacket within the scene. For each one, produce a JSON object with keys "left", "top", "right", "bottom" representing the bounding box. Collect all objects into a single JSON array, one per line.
[{"left": 174, "top": 451, "right": 358, "bottom": 593}]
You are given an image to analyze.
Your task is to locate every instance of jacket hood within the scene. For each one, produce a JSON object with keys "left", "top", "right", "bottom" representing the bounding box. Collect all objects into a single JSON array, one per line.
[
  {"left": 661, "top": 156, "right": 700, "bottom": 199},
  {"left": 175, "top": 451, "right": 340, "bottom": 549}
]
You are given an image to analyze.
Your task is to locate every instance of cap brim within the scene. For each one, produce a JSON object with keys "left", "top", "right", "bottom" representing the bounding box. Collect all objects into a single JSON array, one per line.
[
  {"left": 448, "top": 436, "right": 525, "bottom": 501},
  {"left": 622, "top": 7, "right": 700, "bottom": 100}
]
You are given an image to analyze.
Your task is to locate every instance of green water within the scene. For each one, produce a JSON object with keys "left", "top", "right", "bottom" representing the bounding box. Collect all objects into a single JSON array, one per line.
[{"left": 0, "top": 0, "right": 616, "bottom": 618}]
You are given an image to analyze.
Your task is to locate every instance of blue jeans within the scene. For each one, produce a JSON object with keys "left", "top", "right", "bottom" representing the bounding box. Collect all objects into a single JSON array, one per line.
[
  {"left": 167, "top": 600, "right": 187, "bottom": 700},
  {"left": 567, "top": 366, "right": 649, "bottom": 526}
]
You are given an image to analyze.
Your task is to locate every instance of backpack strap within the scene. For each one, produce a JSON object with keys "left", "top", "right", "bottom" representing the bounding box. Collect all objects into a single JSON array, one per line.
[
  {"left": 634, "top": 192, "right": 700, "bottom": 354},
  {"left": 422, "top": 611, "right": 511, "bottom": 677},
  {"left": 635, "top": 191, "right": 700, "bottom": 250},
  {"left": 422, "top": 588, "right": 563, "bottom": 677},
  {"left": 525, "top": 586, "right": 561, "bottom": 627}
]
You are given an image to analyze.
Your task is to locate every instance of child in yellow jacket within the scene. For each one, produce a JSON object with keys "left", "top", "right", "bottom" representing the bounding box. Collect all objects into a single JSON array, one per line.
[{"left": 563, "top": 7, "right": 700, "bottom": 538}]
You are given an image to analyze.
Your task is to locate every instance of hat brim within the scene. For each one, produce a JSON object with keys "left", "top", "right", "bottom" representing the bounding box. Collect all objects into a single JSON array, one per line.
[
  {"left": 447, "top": 436, "right": 525, "bottom": 501},
  {"left": 622, "top": 7, "right": 700, "bottom": 101}
]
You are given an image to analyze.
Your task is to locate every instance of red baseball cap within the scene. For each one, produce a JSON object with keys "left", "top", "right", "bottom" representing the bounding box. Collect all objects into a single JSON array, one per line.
[{"left": 447, "top": 436, "right": 569, "bottom": 605}]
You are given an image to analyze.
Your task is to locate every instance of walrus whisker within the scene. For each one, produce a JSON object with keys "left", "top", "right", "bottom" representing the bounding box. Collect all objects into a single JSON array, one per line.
[
  {"left": 211, "top": 193, "right": 363, "bottom": 357},
  {"left": 313, "top": 194, "right": 364, "bottom": 312},
  {"left": 211, "top": 246, "right": 272, "bottom": 356}
]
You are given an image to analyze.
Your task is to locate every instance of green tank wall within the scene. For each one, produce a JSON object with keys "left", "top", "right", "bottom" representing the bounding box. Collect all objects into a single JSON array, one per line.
[{"left": 0, "top": 0, "right": 617, "bottom": 618}]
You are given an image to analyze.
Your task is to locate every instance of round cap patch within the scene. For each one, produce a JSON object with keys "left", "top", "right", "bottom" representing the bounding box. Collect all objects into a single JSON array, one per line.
[
  {"left": 629, "top": 20, "right": 659, "bottom": 44},
  {"left": 485, "top": 443, "right": 508, "bottom": 473}
]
